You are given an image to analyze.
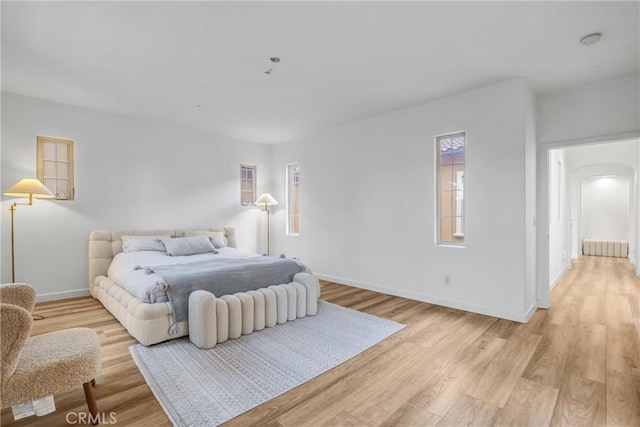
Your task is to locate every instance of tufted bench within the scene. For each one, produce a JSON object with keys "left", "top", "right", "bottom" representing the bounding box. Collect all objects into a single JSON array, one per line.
[{"left": 188, "top": 273, "right": 320, "bottom": 349}]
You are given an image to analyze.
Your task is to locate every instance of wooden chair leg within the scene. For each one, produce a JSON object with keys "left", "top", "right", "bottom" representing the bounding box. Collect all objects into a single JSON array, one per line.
[{"left": 83, "top": 380, "right": 98, "bottom": 425}]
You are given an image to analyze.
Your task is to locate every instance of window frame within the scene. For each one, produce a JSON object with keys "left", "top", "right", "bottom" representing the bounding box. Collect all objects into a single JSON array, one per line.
[
  {"left": 435, "top": 131, "right": 466, "bottom": 247},
  {"left": 36, "top": 136, "right": 75, "bottom": 201},
  {"left": 286, "top": 162, "right": 300, "bottom": 236},
  {"left": 240, "top": 164, "right": 257, "bottom": 206}
]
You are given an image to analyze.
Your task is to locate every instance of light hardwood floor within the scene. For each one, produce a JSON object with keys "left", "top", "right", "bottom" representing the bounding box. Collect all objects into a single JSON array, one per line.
[{"left": 2, "top": 256, "right": 638, "bottom": 426}]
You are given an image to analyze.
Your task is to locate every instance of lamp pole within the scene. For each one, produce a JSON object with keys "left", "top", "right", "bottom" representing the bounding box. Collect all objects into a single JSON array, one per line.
[
  {"left": 255, "top": 193, "right": 278, "bottom": 256},
  {"left": 9, "top": 203, "right": 16, "bottom": 282},
  {"left": 8, "top": 195, "right": 34, "bottom": 282},
  {"left": 266, "top": 204, "right": 271, "bottom": 256}
]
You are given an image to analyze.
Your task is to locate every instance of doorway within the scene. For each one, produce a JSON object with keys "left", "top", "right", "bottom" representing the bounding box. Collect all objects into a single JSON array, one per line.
[{"left": 538, "top": 137, "right": 640, "bottom": 308}]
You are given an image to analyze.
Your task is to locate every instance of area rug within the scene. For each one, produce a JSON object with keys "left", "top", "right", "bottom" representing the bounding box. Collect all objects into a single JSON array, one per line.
[{"left": 129, "top": 301, "right": 404, "bottom": 426}]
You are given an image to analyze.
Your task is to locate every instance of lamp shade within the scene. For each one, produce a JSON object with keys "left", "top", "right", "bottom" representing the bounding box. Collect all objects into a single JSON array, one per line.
[
  {"left": 4, "top": 179, "right": 55, "bottom": 199},
  {"left": 255, "top": 193, "right": 278, "bottom": 206}
]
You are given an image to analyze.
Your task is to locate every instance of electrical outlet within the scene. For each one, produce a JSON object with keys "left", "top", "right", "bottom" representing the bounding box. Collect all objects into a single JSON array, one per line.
[{"left": 444, "top": 275, "right": 451, "bottom": 285}]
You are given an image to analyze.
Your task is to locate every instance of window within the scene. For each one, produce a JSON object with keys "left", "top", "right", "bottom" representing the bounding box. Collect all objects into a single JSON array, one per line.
[
  {"left": 240, "top": 164, "right": 256, "bottom": 205},
  {"left": 286, "top": 163, "right": 300, "bottom": 235},
  {"left": 436, "top": 132, "right": 465, "bottom": 245},
  {"left": 37, "top": 136, "right": 74, "bottom": 200}
]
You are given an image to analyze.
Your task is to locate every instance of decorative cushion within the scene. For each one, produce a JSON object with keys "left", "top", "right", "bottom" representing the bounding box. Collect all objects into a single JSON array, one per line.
[
  {"left": 185, "top": 230, "right": 228, "bottom": 248},
  {"left": 121, "top": 235, "right": 168, "bottom": 253},
  {"left": 161, "top": 236, "right": 216, "bottom": 257}
]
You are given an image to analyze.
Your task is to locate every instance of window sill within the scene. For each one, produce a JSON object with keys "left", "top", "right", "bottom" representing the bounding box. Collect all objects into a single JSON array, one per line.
[{"left": 437, "top": 243, "right": 465, "bottom": 249}]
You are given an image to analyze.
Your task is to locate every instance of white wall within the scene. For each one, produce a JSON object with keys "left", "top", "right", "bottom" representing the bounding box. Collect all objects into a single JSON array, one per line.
[
  {"left": 581, "top": 176, "right": 630, "bottom": 241},
  {"left": 4, "top": 72, "right": 636, "bottom": 309},
  {"left": 537, "top": 73, "right": 640, "bottom": 144},
  {"left": 1, "top": 92, "right": 272, "bottom": 300},
  {"left": 548, "top": 148, "right": 568, "bottom": 288},
  {"left": 271, "top": 79, "right": 534, "bottom": 321}
]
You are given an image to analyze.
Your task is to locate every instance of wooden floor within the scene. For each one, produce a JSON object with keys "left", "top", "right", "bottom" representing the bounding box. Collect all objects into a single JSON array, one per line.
[{"left": 2, "top": 256, "right": 638, "bottom": 426}]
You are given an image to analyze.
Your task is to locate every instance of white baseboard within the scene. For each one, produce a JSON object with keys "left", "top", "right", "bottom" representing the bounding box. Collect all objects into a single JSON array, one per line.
[
  {"left": 525, "top": 301, "right": 538, "bottom": 321},
  {"left": 317, "top": 273, "right": 531, "bottom": 323},
  {"left": 36, "top": 288, "right": 91, "bottom": 303},
  {"left": 549, "top": 264, "right": 569, "bottom": 292}
]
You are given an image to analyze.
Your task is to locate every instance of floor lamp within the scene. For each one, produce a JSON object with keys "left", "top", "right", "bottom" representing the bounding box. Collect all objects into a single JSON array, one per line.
[
  {"left": 255, "top": 193, "right": 278, "bottom": 256},
  {"left": 4, "top": 178, "right": 55, "bottom": 282}
]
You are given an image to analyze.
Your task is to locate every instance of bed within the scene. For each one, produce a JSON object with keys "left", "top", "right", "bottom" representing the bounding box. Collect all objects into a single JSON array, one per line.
[{"left": 89, "top": 227, "right": 320, "bottom": 346}]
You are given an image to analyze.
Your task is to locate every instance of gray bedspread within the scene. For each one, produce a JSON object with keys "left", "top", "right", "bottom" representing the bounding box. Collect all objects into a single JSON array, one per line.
[{"left": 147, "top": 256, "right": 303, "bottom": 325}]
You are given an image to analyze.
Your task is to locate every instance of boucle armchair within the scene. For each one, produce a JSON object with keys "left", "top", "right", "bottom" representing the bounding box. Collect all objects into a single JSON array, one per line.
[
  {"left": 0, "top": 284, "right": 102, "bottom": 424},
  {"left": 0, "top": 283, "right": 36, "bottom": 312}
]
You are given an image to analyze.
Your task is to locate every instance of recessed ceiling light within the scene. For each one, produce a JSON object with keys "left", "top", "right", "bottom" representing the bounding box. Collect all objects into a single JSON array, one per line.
[{"left": 580, "top": 33, "right": 602, "bottom": 46}]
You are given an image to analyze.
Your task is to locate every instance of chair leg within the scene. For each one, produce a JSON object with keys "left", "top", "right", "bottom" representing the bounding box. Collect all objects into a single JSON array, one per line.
[{"left": 83, "top": 380, "right": 98, "bottom": 425}]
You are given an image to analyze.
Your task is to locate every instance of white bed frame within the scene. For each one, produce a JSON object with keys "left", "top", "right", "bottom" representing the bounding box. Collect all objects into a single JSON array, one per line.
[{"left": 89, "top": 227, "right": 319, "bottom": 346}]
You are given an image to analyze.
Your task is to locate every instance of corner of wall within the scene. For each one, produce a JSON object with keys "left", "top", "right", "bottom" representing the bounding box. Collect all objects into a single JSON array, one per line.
[{"left": 524, "top": 83, "right": 538, "bottom": 312}]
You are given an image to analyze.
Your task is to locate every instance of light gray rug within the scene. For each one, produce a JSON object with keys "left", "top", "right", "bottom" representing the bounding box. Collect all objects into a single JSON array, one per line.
[{"left": 130, "top": 300, "right": 404, "bottom": 426}]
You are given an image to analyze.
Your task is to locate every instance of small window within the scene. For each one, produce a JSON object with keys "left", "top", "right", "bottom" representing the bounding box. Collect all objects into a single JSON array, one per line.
[
  {"left": 436, "top": 132, "right": 465, "bottom": 245},
  {"left": 286, "top": 163, "right": 300, "bottom": 235},
  {"left": 37, "top": 136, "right": 74, "bottom": 200},
  {"left": 240, "top": 164, "right": 256, "bottom": 205}
]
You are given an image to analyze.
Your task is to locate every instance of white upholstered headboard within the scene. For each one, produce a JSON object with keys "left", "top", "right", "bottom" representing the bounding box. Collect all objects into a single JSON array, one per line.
[{"left": 88, "top": 227, "right": 237, "bottom": 296}]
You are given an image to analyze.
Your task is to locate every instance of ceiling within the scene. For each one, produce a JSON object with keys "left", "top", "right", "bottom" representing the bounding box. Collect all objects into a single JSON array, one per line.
[{"left": 2, "top": 1, "right": 638, "bottom": 144}]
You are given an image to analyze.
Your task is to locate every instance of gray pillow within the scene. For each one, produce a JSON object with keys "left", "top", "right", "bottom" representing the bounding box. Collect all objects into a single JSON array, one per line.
[
  {"left": 185, "top": 230, "right": 228, "bottom": 249},
  {"left": 121, "top": 235, "right": 170, "bottom": 253},
  {"left": 161, "top": 235, "right": 217, "bottom": 256}
]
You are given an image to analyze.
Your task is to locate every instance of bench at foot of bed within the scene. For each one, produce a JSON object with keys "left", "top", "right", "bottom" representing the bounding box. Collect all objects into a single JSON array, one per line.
[{"left": 188, "top": 273, "right": 319, "bottom": 349}]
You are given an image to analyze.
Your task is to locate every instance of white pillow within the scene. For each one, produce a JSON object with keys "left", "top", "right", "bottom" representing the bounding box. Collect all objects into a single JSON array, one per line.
[
  {"left": 185, "top": 230, "right": 228, "bottom": 248},
  {"left": 162, "top": 235, "right": 216, "bottom": 257},
  {"left": 121, "top": 235, "right": 169, "bottom": 253}
]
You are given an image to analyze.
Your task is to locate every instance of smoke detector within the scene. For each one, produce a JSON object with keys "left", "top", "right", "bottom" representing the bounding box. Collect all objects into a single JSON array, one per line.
[{"left": 580, "top": 33, "right": 602, "bottom": 46}]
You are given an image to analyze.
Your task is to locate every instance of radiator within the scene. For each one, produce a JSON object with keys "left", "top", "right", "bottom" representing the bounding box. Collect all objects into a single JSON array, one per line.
[{"left": 582, "top": 239, "right": 628, "bottom": 258}]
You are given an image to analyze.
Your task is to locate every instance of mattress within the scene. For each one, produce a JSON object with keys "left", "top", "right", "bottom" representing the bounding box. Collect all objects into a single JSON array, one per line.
[{"left": 107, "top": 247, "right": 259, "bottom": 303}]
